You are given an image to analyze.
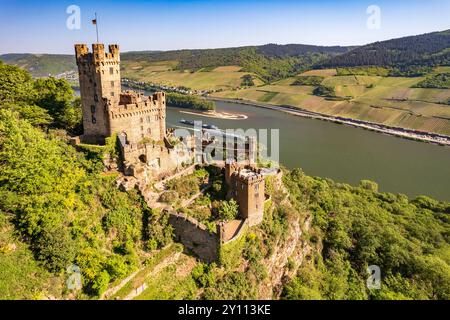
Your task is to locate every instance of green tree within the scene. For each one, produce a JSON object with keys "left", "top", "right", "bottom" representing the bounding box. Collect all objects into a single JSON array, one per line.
[
  {"left": 0, "top": 62, "right": 36, "bottom": 103},
  {"left": 217, "top": 199, "right": 239, "bottom": 221},
  {"left": 34, "top": 77, "right": 81, "bottom": 131}
]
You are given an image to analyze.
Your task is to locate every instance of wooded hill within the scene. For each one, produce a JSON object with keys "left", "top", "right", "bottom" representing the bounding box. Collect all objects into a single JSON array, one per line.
[
  {"left": 2, "top": 29, "right": 450, "bottom": 81},
  {"left": 317, "top": 30, "right": 450, "bottom": 75}
]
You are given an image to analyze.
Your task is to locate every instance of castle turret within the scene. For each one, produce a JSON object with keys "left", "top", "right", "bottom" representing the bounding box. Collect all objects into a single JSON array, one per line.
[
  {"left": 75, "top": 43, "right": 121, "bottom": 144},
  {"left": 226, "top": 162, "right": 265, "bottom": 227}
]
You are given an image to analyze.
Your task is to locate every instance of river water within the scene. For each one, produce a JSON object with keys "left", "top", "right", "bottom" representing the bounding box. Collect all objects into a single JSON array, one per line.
[{"left": 166, "top": 100, "right": 450, "bottom": 201}]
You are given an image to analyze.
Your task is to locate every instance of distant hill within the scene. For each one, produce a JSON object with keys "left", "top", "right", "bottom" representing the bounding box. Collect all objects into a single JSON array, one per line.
[
  {"left": 2, "top": 30, "right": 450, "bottom": 81},
  {"left": 0, "top": 53, "right": 76, "bottom": 77},
  {"left": 317, "top": 30, "right": 450, "bottom": 74},
  {"left": 121, "top": 44, "right": 351, "bottom": 82},
  {"left": 1, "top": 44, "right": 351, "bottom": 82}
]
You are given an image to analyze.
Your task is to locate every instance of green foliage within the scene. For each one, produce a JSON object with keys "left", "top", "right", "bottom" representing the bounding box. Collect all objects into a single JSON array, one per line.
[
  {"left": 359, "top": 180, "right": 379, "bottom": 192},
  {"left": 240, "top": 74, "right": 255, "bottom": 87},
  {"left": 313, "top": 85, "right": 335, "bottom": 97},
  {"left": 0, "top": 102, "right": 52, "bottom": 126},
  {"left": 0, "top": 61, "right": 36, "bottom": 103},
  {"left": 414, "top": 73, "right": 450, "bottom": 89},
  {"left": 166, "top": 173, "right": 201, "bottom": 199},
  {"left": 0, "top": 62, "right": 81, "bottom": 132},
  {"left": 0, "top": 110, "right": 154, "bottom": 298},
  {"left": 166, "top": 92, "right": 215, "bottom": 110},
  {"left": 281, "top": 169, "right": 450, "bottom": 300},
  {"left": 145, "top": 209, "right": 174, "bottom": 250},
  {"left": 34, "top": 77, "right": 82, "bottom": 132},
  {"left": 33, "top": 226, "right": 76, "bottom": 273},
  {"left": 319, "top": 30, "right": 450, "bottom": 74},
  {"left": 91, "top": 270, "right": 110, "bottom": 296},
  {"left": 291, "top": 76, "right": 324, "bottom": 86},
  {"left": 191, "top": 263, "right": 216, "bottom": 287},
  {"left": 0, "top": 214, "right": 59, "bottom": 299},
  {"left": 216, "top": 199, "right": 239, "bottom": 222},
  {"left": 218, "top": 227, "right": 247, "bottom": 269},
  {"left": 203, "top": 271, "right": 257, "bottom": 300}
]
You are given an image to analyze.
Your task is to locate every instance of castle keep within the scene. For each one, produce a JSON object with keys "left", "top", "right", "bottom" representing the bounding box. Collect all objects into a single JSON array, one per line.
[
  {"left": 75, "top": 43, "right": 189, "bottom": 179},
  {"left": 75, "top": 44, "right": 166, "bottom": 146}
]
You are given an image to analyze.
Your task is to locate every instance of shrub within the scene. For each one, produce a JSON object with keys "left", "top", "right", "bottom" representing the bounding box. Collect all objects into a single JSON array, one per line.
[{"left": 216, "top": 199, "right": 239, "bottom": 221}]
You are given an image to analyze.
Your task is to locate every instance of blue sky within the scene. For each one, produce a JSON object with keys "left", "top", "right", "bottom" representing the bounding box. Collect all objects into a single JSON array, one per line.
[{"left": 1, "top": 0, "right": 449, "bottom": 54}]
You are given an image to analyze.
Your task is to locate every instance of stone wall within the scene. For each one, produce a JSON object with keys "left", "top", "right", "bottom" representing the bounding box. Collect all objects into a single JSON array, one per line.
[{"left": 168, "top": 212, "right": 219, "bottom": 263}]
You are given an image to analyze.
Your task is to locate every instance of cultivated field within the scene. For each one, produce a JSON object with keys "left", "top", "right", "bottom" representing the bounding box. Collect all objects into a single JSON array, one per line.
[
  {"left": 211, "top": 68, "right": 450, "bottom": 135},
  {"left": 121, "top": 60, "right": 263, "bottom": 91}
]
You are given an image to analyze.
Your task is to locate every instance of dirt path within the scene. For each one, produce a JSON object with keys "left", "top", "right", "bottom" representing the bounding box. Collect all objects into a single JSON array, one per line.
[{"left": 101, "top": 248, "right": 182, "bottom": 300}]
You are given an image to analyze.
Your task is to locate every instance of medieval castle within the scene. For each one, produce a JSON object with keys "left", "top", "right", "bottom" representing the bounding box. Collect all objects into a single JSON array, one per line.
[{"left": 74, "top": 43, "right": 280, "bottom": 262}]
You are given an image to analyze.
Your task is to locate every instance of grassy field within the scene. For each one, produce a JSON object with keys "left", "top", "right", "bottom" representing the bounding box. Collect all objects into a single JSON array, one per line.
[
  {"left": 211, "top": 68, "right": 450, "bottom": 135},
  {"left": 121, "top": 60, "right": 263, "bottom": 91}
]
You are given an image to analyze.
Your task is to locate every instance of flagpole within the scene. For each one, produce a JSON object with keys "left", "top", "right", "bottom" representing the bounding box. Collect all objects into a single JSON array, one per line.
[{"left": 95, "top": 12, "right": 99, "bottom": 43}]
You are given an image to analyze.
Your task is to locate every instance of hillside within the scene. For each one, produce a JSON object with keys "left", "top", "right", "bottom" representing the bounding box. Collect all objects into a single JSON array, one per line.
[
  {"left": 317, "top": 30, "right": 450, "bottom": 75},
  {"left": 1, "top": 43, "right": 350, "bottom": 84},
  {"left": 1, "top": 109, "right": 449, "bottom": 300},
  {"left": 1, "top": 54, "right": 449, "bottom": 301},
  {"left": 212, "top": 67, "right": 450, "bottom": 135},
  {"left": 0, "top": 53, "right": 76, "bottom": 78}
]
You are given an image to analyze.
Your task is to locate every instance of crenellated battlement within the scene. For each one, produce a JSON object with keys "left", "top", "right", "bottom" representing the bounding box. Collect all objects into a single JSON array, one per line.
[
  {"left": 75, "top": 43, "right": 120, "bottom": 62},
  {"left": 232, "top": 170, "right": 264, "bottom": 184}
]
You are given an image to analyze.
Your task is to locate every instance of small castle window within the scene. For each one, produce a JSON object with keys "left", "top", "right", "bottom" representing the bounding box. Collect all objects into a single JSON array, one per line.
[
  {"left": 140, "top": 118, "right": 144, "bottom": 123},
  {"left": 91, "top": 115, "right": 96, "bottom": 124},
  {"left": 141, "top": 126, "right": 144, "bottom": 131},
  {"left": 94, "top": 94, "right": 98, "bottom": 102},
  {"left": 110, "top": 81, "right": 114, "bottom": 87},
  {"left": 111, "top": 92, "right": 114, "bottom": 97},
  {"left": 109, "top": 67, "right": 114, "bottom": 75},
  {"left": 90, "top": 105, "right": 96, "bottom": 113}
]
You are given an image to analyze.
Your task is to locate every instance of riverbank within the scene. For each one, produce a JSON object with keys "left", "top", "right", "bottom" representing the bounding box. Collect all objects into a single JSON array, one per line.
[{"left": 208, "top": 97, "right": 450, "bottom": 147}]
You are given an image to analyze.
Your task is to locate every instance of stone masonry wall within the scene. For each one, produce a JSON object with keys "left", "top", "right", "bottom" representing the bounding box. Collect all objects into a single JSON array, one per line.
[{"left": 168, "top": 213, "right": 218, "bottom": 263}]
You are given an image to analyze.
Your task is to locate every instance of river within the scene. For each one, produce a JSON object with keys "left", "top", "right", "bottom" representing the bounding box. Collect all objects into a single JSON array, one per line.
[{"left": 166, "top": 100, "right": 450, "bottom": 201}]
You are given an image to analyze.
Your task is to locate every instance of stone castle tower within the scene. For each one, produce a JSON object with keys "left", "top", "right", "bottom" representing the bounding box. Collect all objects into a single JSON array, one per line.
[
  {"left": 75, "top": 43, "right": 166, "bottom": 145},
  {"left": 225, "top": 161, "right": 265, "bottom": 226}
]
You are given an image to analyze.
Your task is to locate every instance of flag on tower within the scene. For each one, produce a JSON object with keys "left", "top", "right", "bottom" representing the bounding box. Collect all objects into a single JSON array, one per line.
[{"left": 93, "top": 13, "right": 99, "bottom": 43}]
